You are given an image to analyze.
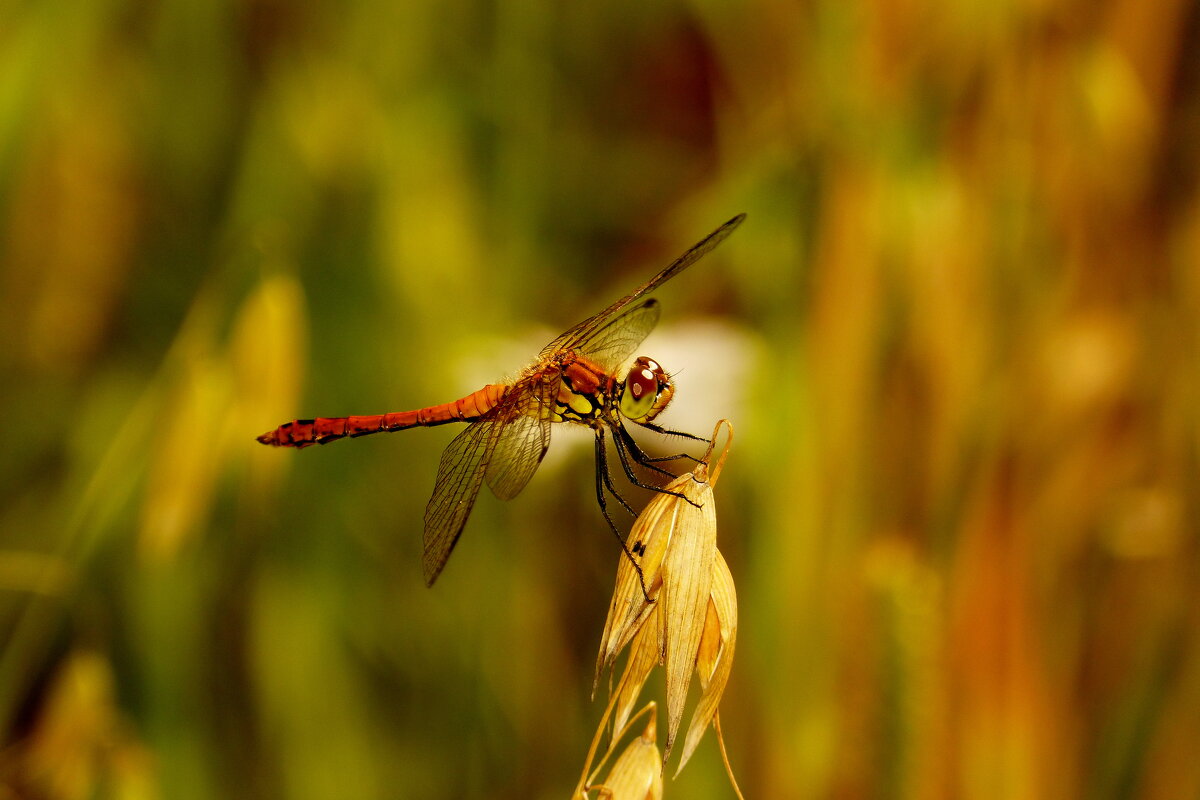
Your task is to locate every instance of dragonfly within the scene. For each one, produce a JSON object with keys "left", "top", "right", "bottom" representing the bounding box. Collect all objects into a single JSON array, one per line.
[{"left": 257, "top": 213, "right": 745, "bottom": 586}]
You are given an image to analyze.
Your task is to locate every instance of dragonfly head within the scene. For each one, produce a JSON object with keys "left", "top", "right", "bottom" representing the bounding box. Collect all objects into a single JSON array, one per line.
[{"left": 618, "top": 356, "right": 675, "bottom": 423}]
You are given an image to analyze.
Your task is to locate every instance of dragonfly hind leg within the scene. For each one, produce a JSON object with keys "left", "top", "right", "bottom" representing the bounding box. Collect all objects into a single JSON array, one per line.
[
  {"left": 594, "top": 430, "right": 653, "bottom": 602},
  {"left": 595, "top": 430, "right": 637, "bottom": 518}
]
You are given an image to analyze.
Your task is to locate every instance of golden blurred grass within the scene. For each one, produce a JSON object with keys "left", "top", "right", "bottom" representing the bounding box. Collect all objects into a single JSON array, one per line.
[{"left": 2, "top": 0, "right": 1198, "bottom": 798}]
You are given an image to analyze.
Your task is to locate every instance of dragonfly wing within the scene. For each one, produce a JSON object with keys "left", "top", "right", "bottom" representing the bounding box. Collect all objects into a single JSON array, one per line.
[
  {"left": 422, "top": 415, "right": 504, "bottom": 586},
  {"left": 571, "top": 298, "right": 660, "bottom": 374},
  {"left": 485, "top": 376, "right": 555, "bottom": 500},
  {"left": 539, "top": 213, "right": 745, "bottom": 361},
  {"left": 485, "top": 412, "right": 552, "bottom": 501}
]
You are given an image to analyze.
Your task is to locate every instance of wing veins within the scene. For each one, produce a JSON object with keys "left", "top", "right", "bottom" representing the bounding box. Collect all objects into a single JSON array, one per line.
[
  {"left": 422, "top": 414, "right": 504, "bottom": 585},
  {"left": 539, "top": 213, "right": 745, "bottom": 360}
]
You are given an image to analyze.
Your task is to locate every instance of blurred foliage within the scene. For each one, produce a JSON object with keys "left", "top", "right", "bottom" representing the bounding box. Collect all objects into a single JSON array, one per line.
[{"left": 2, "top": 0, "right": 1199, "bottom": 798}]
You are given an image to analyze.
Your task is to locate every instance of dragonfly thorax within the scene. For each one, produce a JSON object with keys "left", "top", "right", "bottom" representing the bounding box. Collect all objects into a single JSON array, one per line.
[{"left": 618, "top": 356, "right": 674, "bottom": 423}]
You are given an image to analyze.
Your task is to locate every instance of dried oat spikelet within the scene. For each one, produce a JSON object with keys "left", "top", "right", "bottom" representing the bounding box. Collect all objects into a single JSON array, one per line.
[
  {"left": 677, "top": 548, "right": 737, "bottom": 774},
  {"left": 589, "top": 705, "right": 664, "bottom": 800},
  {"left": 594, "top": 419, "right": 738, "bottom": 771}
]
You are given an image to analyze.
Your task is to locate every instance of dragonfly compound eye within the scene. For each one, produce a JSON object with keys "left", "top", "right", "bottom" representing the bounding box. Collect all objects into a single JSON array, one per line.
[{"left": 619, "top": 357, "right": 674, "bottom": 422}]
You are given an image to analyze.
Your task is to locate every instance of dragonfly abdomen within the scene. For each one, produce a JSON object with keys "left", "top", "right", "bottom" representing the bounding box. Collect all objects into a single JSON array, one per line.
[{"left": 256, "top": 383, "right": 509, "bottom": 448}]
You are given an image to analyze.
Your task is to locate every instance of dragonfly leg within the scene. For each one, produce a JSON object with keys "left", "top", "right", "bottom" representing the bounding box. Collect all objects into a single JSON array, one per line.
[
  {"left": 596, "top": 429, "right": 637, "bottom": 518},
  {"left": 628, "top": 422, "right": 700, "bottom": 465},
  {"left": 634, "top": 420, "right": 710, "bottom": 444},
  {"left": 626, "top": 447, "right": 704, "bottom": 466},
  {"left": 612, "top": 425, "right": 701, "bottom": 510},
  {"left": 614, "top": 423, "right": 679, "bottom": 480},
  {"left": 595, "top": 430, "right": 653, "bottom": 602}
]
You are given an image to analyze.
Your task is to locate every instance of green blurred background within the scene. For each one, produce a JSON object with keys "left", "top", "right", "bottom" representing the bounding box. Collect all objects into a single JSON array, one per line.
[{"left": 2, "top": 0, "right": 1198, "bottom": 798}]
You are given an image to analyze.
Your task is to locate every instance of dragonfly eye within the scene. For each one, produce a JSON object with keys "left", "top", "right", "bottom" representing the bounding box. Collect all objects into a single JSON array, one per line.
[{"left": 619, "top": 356, "right": 673, "bottom": 422}]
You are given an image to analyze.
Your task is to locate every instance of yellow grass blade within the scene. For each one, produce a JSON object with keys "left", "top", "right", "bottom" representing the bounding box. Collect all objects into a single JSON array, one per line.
[
  {"left": 612, "top": 604, "right": 663, "bottom": 739},
  {"left": 659, "top": 469, "right": 716, "bottom": 762},
  {"left": 676, "top": 549, "right": 737, "bottom": 773}
]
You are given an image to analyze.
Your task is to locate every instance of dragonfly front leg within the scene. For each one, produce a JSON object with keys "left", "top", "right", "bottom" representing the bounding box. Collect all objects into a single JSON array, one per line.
[
  {"left": 612, "top": 424, "right": 700, "bottom": 509},
  {"left": 630, "top": 420, "right": 708, "bottom": 464},
  {"left": 617, "top": 422, "right": 710, "bottom": 497},
  {"left": 635, "top": 419, "right": 710, "bottom": 444},
  {"left": 614, "top": 423, "right": 678, "bottom": 480},
  {"left": 595, "top": 429, "right": 653, "bottom": 602}
]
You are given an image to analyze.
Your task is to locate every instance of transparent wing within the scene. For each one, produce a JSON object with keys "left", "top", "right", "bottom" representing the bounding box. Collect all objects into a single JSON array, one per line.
[
  {"left": 539, "top": 214, "right": 745, "bottom": 362},
  {"left": 422, "top": 415, "right": 505, "bottom": 586},
  {"left": 485, "top": 379, "right": 553, "bottom": 500},
  {"left": 570, "top": 299, "right": 660, "bottom": 374}
]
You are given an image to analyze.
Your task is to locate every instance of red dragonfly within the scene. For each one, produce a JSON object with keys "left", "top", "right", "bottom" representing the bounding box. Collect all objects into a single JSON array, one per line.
[{"left": 258, "top": 214, "right": 745, "bottom": 585}]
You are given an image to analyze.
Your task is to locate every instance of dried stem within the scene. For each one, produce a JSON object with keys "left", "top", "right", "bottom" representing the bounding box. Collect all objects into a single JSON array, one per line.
[
  {"left": 714, "top": 712, "right": 745, "bottom": 800},
  {"left": 700, "top": 419, "right": 734, "bottom": 486}
]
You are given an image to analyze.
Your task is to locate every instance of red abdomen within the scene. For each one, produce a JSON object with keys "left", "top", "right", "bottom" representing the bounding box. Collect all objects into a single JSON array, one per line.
[{"left": 256, "top": 384, "right": 508, "bottom": 448}]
